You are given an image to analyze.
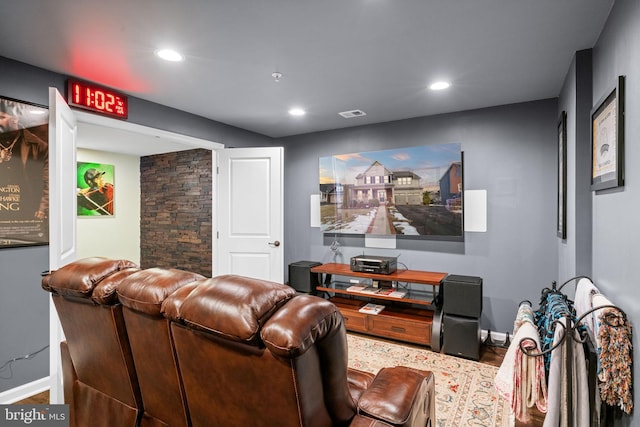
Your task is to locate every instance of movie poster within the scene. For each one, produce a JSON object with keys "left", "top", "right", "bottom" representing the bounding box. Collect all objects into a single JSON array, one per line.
[{"left": 0, "top": 96, "right": 49, "bottom": 248}]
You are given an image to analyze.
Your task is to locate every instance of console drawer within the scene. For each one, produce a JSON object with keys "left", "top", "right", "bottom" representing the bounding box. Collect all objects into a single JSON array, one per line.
[
  {"left": 340, "top": 308, "right": 368, "bottom": 333},
  {"left": 368, "top": 315, "right": 430, "bottom": 345},
  {"left": 328, "top": 296, "right": 433, "bottom": 347}
]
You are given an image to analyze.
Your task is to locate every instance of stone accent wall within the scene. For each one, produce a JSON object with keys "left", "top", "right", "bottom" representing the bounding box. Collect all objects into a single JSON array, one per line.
[{"left": 140, "top": 149, "right": 212, "bottom": 276}]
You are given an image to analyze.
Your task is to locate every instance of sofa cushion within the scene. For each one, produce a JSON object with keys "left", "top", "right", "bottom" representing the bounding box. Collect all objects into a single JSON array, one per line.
[
  {"left": 261, "top": 295, "right": 343, "bottom": 358},
  {"left": 117, "top": 268, "right": 204, "bottom": 316},
  {"left": 164, "top": 274, "right": 296, "bottom": 345},
  {"left": 160, "top": 281, "right": 202, "bottom": 319},
  {"left": 42, "top": 257, "right": 138, "bottom": 299},
  {"left": 92, "top": 268, "right": 141, "bottom": 305}
]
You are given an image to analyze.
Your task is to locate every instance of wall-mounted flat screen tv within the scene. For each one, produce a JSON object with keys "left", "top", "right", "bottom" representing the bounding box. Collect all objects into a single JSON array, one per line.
[{"left": 319, "top": 143, "right": 463, "bottom": 241}]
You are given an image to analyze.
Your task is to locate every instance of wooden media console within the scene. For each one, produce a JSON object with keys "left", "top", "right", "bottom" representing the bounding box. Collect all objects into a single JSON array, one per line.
[{"left": 311, "top": 263, "right": 447, "bottom": 346}]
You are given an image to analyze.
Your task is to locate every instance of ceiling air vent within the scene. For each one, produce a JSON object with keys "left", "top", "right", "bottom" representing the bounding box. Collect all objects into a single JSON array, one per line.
[{"left": 338, "top": 109, "right": 367, "bottom": 118}]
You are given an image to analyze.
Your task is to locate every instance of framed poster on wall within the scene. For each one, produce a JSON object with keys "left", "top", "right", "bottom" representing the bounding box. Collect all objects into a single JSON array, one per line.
[
  {"left": 557, "top": 111, "right": 567, "bottom": 239},
  {"left": 0, "top": 96, "right": 49, "bottom": 248},
  {"left": 77, "top": 162, "right": 115, "bottom": 216},
  {"left": 591, "top": 75, "right": 625, "bottom": 192}
]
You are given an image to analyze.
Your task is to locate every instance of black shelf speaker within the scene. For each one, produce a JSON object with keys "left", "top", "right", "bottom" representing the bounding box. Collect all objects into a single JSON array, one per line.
[
  {"left": 442, "top": 274, "right": 483, "bottom": 318},
  {"left": 288, "top": 261, "right": 322, "bottom": 294},
  {"left": 442, "top": 314, "right": 481, "bottom": 361}
]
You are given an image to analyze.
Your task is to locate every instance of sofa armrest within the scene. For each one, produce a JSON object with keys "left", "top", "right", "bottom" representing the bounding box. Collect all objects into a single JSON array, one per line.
[
  {"left": 357, "top": 367, "right": 435, "bottom": 427},
  {"left": 347, "top": 367, "right": 375, "bottom": 403}
]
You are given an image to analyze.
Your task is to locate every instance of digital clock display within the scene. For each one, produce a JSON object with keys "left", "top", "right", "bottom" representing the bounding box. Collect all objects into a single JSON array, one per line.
[{"left": 67, "top": 79, "right": 128, "bottom": 119}]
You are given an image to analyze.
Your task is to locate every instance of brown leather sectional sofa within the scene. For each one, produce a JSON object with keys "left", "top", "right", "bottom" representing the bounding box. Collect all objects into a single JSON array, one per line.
[{"left": 43, "top": 257, "right": 435, "bottom": 427}]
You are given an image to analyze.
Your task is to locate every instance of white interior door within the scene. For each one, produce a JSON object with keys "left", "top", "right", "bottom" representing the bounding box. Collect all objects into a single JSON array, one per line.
[
  {"left": 216, "top": 147, "right": 283, "bottom": 282},
  {"left": 48, "top": 88, "right": 77, "bottom": 404}
]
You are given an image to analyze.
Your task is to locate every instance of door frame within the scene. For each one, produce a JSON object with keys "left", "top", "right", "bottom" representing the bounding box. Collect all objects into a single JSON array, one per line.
[
  {"left": 74, "top": 111, "right": 222, "bottom": 151},
  {"left": 72, "top": 110, "right": 224, "bottom": 270}
]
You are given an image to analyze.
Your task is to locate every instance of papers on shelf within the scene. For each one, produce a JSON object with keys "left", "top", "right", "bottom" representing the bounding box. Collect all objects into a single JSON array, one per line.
[
  {"left": 389, "top": 291, "right": 407, "bottom": 298},
  {"left": 377, "top": 288, "right": 408, "bottom": 298},
  {"left": 358, "top": 303, "right": 385, "bottom": 315},
  {"left": 345, "top": 286, "right": 407, "bottom": 298}
]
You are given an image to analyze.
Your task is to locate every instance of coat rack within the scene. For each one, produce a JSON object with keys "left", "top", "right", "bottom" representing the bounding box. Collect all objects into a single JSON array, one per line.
[{"left": 515, "top": 276, "right": 631, "bottom": 427}]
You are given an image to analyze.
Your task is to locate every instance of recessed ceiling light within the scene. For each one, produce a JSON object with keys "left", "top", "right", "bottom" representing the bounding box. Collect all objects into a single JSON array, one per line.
[
  {"left": 288, "top": 108, "right": 306, "bottom": 116},
  {"left": 155, "top": 49, "right": 184, "bottom": 62},
  {"left": 429, "top": 81, "right": 450, "bottom": 91}
]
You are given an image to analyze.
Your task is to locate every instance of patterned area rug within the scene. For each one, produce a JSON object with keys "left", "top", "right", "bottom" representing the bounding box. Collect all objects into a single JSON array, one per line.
[{"left": 347, "top": 334, "right": 514, "bottom": 427}]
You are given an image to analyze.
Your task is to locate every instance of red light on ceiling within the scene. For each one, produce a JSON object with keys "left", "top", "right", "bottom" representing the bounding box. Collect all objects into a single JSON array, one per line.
[{"left": 67, "top": 79, "right": 128, "bottom": 119}]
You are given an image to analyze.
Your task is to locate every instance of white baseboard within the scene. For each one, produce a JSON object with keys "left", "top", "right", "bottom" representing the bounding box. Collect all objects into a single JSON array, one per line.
[
  {"left": 0, "top": 377, "right": 50, "bottom": 404},
  {"left": 481, "top": 329, "right": 513, "bottom": 346}
]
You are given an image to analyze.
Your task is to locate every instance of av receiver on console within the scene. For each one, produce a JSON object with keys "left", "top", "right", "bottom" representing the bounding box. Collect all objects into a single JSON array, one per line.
[{"left": 350, "top": 255, "right": 397, "bottom": 275}]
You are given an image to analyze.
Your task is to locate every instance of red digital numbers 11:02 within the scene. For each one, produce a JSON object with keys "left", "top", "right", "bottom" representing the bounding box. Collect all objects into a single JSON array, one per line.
[{"left": 67, "top": 80, "right": 128, "bottom": 119}]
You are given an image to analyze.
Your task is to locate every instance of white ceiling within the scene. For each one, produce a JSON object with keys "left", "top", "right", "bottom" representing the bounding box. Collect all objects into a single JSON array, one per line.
[
  {"left": 74, "top": 111, "right": 220, "bottom": 156},
  {"left": 76, "top": 122, "right": 192, "bottom": 156},
  {"left": 1, "top": 1, "right": 613, "bottom": 139}
]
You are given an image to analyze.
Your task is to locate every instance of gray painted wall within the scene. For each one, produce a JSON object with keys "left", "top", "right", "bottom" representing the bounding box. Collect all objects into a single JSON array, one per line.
[
  {"left": 574, "top": 51, "right": 594, "bottom": 278},
  {"left": 279, "top": 99, "right": 559, "bottom": 334},
  {"left": 0, "top": 246, "right": 49, "bottom": 392},
  {"left": 558, "top": 49, "right": 593, "bottom": 283},
  {"left": 0, "top": 56, "right": 274, "bottom": 147},
  {"left": 588, "top": 0, "right": 640, "bottom": 424},
  {"left": 0, "top": 56, "right": 273, "bottom": 394}
]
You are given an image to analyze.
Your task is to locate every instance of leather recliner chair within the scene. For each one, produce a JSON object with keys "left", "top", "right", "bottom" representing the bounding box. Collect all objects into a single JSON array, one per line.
[
  {"left": 117, "top": 267, "right": 205, "bottom": 427},
  {"left": 162, "top": 274, "right": 435, "bottom": 427},
  {"left": 42, "top": 257, "right": 141, "bottom": 427}
]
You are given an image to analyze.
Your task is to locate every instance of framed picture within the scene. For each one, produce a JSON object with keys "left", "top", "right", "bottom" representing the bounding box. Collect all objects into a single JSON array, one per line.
[
  {"left": 77, "top": 162, "right": 115, "bottom": 216},
  {"left": 591, "top": 75, "right": 625, "bottom": 191},
  {"left": 557, "top": 111, "right": 567, "bottom": 239},
  {"left": 0, "top": 95, "right": 49, "bottom": 248}
]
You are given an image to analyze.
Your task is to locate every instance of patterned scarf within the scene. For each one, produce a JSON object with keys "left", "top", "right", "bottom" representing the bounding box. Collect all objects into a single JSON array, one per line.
[
  {"left": 534, "top": 291, "right": 576, "bottom": 376},
  {"left": 597, "top": 308, "right": 633, "bottom": 414}
]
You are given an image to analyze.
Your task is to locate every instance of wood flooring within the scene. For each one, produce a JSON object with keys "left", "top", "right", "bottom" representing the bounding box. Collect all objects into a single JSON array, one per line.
[
  {"left": 14, "top": 342, "right": 545, "bottom": 426},
  {"left": 14, "top": 390, "right": 48, "bottom": 404}
]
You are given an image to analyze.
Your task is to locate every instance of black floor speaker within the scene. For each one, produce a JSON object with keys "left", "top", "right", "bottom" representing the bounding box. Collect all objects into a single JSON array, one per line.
[
  {"left": 442, "top": 315, "right": 481, "bottom": 361},
  {"left": 442, "top": 274, "right": 483, "bottom": 318},
  {"left": 288, "top": 261, "right": 322, "bottom": 294}
]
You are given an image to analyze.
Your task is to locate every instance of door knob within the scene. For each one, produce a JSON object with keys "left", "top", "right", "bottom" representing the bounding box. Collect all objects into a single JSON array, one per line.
[{"left": 268, "top": 240, "right": 281, "bottom": 247}]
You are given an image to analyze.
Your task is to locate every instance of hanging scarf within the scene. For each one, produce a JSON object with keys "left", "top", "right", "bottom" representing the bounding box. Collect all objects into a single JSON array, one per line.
[
  {"left": 535, "top": 291, "right": 573, "bottom": 375},
  {"left": 514, "top": 302, "right": 535, "bottom": 335},
  {"left": 597, "top": 307, "right": 633, "bottom": 414}
]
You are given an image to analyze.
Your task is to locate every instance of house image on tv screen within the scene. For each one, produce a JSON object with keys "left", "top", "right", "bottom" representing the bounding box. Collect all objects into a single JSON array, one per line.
[{"left": 319, "top": 143, "right": 463, "bottom": 239}]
